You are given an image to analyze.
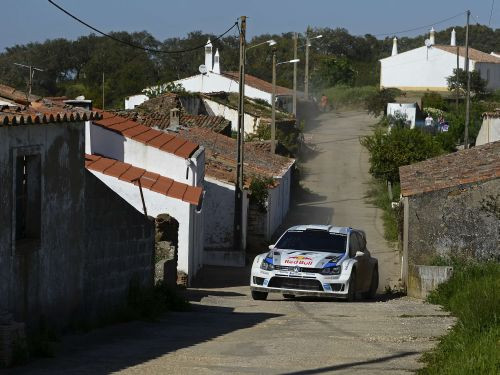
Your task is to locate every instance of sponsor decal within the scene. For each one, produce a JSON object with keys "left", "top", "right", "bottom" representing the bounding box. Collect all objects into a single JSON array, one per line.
[{"left": 284, "top": 255, "right": 313, "bottom": 266}]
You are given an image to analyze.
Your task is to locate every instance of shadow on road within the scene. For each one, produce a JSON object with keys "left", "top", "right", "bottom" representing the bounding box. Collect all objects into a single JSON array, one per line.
[
  {"left": 7, "top": 303, "right": 281, "bottom": 375},
  {"left": 191, "top": 265, "right": 251, "bottom": 288},
  {"left": 279, "top": 351, "right": 419, "bottom": 375}
]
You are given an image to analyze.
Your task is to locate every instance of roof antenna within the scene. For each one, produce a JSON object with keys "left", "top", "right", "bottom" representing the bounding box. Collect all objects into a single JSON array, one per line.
[{"left": 13, "top": 63, "right": 44, "bottom": 101}]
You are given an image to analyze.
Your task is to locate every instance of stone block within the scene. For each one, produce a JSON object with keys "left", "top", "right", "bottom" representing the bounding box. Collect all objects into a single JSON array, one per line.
[{"left": 407, "top": 264, "right": 453, "bottom": 299}]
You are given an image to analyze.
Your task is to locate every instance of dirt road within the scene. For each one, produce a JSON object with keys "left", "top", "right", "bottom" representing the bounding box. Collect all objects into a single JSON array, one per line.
[{"left": 8, "top": 111, "right": 453, "bottom": 375}]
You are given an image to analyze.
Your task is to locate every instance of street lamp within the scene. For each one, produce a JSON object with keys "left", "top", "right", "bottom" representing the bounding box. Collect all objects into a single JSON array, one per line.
[
  {"left": 304, "top": 34, "right": 322, "bottom": 99},
  {"left": 272, "top": 45, "right": 300, "bottom": 154}
]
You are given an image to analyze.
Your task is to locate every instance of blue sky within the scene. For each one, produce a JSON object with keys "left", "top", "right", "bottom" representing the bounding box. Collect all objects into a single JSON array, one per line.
[{"left": 1, "top": 0, "right": 498, "bottom": 51}]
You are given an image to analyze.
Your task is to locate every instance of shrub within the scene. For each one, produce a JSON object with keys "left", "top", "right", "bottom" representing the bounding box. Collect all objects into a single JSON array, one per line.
[
  {"left": 422, "top": 92, "right": 447, "bottom": 111},
  {"left": 324, "top": 85, "right": 377, "bottom": 110},
  {"left": 364, "top": 88, "right": 402, "bottom": 117}
]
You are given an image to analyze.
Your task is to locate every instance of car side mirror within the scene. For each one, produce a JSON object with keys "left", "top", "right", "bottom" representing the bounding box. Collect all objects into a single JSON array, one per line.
[
  {"left": 355, "top": 251, "right": 364, "bottom": 257},
  {"left": 268, "top": 244, "right": 275, "bottom": 250}
]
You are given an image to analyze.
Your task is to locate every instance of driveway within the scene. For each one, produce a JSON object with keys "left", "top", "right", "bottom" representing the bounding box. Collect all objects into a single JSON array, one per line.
[{"left": 7, "top": 111, "right": 453, "bottom": 374}]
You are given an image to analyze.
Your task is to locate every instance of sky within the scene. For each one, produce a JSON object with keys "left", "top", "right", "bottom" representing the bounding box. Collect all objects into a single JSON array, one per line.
[{"left": 1, "top": 0, "right": 498, "bottom": 51}]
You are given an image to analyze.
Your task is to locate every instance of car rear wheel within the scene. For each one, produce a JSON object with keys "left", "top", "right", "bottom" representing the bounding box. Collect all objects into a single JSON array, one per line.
[
  {"left": 251, "top": 290, "right": 268, "bottom": 300},
  {"left": 364, "top": 266, "right": 378, "bottom": 300},
  {"left": 347, "top": 272, "right": 356, "bottom": 302},
  {"left": 283, "top": 294, "right": 295, "bottom": 299}
]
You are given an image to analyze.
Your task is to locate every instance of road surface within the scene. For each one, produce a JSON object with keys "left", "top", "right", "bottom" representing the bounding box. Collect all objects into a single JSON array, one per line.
[{"left": 8, "top": 111, "right": 453, "bottom": 375}]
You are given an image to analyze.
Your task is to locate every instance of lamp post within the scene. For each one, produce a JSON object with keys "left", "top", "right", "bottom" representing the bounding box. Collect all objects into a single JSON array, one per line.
[
  {"left": 293, "top": 32, "right": 298, "bottom": 116},
  {"left": 304, "top": 33, "right": 322, "bottom": 99},
  {"left": 272, "top": 51, "right": 300, "bottom": 154}
]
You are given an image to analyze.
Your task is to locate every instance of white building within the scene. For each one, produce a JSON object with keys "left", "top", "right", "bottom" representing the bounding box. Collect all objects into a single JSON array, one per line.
[
  {"left": 387, "top": 102, "right": 422, "bottom": 128},
  {"left": 477, "top": 109, "right": 500, "bottom": 146},
  {"left": 86, "top": 111, "right": 206, "bottom": 283},
  {"left": 380, "top": 28, "right": 500, "bottom": 91},
  {"left": 125, "top": 39, "right": 294, "bottom": 111}
]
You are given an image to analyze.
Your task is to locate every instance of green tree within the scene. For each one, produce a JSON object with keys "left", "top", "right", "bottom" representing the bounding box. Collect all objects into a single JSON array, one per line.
[
  {"left": 364, "top": 88, "right": 402, "bottom": 117},
  {"left": 310, "top": 56, "right": 356, "bottom": 92},
  {"left": 447, "top": 68, "right": 488, "bottom": 99},
  {"left": 360, "top": 127, "right": 444, "bottom": 183}
]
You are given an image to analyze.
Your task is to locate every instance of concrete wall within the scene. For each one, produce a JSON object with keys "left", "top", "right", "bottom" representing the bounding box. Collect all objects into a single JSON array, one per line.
[
  {"left": 407, "top": 265, "right": 454, "bottom": 299},
  {"left": 380, "top": 46, "right": 472, "bottom": 91},
  {"left": 89, "top": 170, "right": 204, "bottom": 282},
  {"left": 203, "top": 98, "right": 260, "bottom": 135},
  {"left": 476, "top": 117, "right": 500, "bottom": 145},
  {"left": 84, "top": 172, "right": 155, "bottom": 318},
  {"left": 406, "top": 178, "right": 500, "bottom": 265},
  {"left": 0, "top": 122, "right": 86, "bottom": 328}
]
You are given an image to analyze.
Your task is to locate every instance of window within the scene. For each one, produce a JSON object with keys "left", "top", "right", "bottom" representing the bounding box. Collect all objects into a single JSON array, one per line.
[
  {"left": 15, "top": 153, "right": 41, "bottom": 243},
  {"left": 275, "top": 230, "right": 347, "bottom": 253}
]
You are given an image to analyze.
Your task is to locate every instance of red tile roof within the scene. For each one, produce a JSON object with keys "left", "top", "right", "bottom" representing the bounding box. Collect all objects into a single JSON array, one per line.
[
  {"left": 85, "top": 154, "right": 202, "bottom": 206},
  {"left": 93, "top": 111, "right": 199, "bottom": 159},
  {"left": 222, "top": 72, "right": 293, "bottom": 96},
  {"left": 399, "top": 141, "right": 500, "bottom": 197},
  {"left": 434, "top": 45, "right": 500, "bottom": 64}
]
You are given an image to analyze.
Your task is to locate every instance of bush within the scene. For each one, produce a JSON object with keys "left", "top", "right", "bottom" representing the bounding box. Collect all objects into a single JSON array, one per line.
[
  {"left": 419, "top": 262, "right": 500, "bottom": 374},
  {"left": 323, "top": 85, "right": 377, "bottom": 110},
  {"left": 360, "top": 126, "right": 444, "bottom": 183},
  {"left": 365, "top": 180, "right": 401, "bottom": 242},
  {"left": 364, "top": 88, "right": 402, "bottom": 117},
  {"left": 422, "top": 92, "right": 447, "bottom": 111}
]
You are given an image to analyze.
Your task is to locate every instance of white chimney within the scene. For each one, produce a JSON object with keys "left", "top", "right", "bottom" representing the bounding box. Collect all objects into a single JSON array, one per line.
[
  {"left": 213, "top": 49, "right": 221, "bottom": 74},
  {"left": 430, "top": 27, "right": 435, "bottom": 45},
  {"left": 205, "top": 39, "right": 213, "bottom": 72},
  {"left": 169, "top": 108, "right": 180, "bottom": 130},
  {"left": 450, "top": 28, "right": 456, "bottom": 46},
  {"left": 392, "top": 37, "right": 398, "bottom": 56}
]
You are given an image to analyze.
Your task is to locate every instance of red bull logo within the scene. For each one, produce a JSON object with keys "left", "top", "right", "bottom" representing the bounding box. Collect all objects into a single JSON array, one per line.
[{"left": 284, "top": 256, "right": 313, "bottom": 266}]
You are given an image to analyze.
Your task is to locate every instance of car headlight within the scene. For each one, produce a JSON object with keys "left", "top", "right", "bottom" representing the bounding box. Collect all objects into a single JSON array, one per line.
[
  {"left": 260, "top": 259, "right": 274, "bottom": 271},
  {"left": 321, "top": 265, "right": 341, "bottom": 275}
]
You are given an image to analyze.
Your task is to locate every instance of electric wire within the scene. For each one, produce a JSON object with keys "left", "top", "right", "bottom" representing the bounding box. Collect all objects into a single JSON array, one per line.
[
  {"left": 372, "top": 11, "right": 466, "bottom": 37},
  {"left": 47, "top": 0, "right": 238, "bottom": 54}
]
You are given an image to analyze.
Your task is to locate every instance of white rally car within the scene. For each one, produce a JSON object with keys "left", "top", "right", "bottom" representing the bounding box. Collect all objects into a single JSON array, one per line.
[{"left": 250, "top": 225, "right": 378, "bottom": 301}]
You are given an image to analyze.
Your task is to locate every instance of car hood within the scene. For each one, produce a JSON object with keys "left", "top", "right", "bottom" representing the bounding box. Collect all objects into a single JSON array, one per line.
[{"left": 270, "top": 249, "right": 345, "bottom": 268}]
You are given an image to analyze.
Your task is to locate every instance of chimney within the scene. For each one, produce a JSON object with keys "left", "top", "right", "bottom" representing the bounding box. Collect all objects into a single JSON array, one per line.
[
  {"left": 169, "top": 108, "right": 180, "bottom": 130},
  {"left": 392, "top": 37, "right": 398, "bottom": 56},
  {"left": 429, "top": 27, "right": 435, "bottom": 45},
  {"left": 450, "top": 28, "right": 456, "bottom": 46},
  {"left": 213, "top": 49, "right": 221, "bottom": 74},
  {"left": 205, "top": 39, "right": 213, "bottom": 72}
]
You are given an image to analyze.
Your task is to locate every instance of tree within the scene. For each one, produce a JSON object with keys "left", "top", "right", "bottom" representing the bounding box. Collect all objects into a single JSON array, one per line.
[
  {"left": 310, "top": 56, "right": 356, "bottom": 92},
  {"left": 360, "top": 127, "right": 444, "bottom": 183},
  {"left": 364, "top": 88, "right": 402, "bottom": 117},
  {"left": 447, "top": 68, "right": 488, "bottom": 99}
]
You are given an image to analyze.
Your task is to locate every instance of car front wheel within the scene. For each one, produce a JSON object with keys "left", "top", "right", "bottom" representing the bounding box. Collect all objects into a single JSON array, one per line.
[
  {"left": 347, "top": 272, "right": 356, "bottom": 302},
  {"left": 251, "top": 290, "right": 268, "bottom": 300},
  {"left": 364, "top": 266, "right": 378, "bottom": 300}
]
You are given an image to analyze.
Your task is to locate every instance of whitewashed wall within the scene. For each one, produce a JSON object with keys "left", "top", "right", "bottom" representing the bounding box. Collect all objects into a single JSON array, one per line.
[
  {"left": 203, "top": 98, "right": 260, "bottom": 135},
  {"left": 387, "top": 103, "right": 418, "bottom": 128},
  {"left": 380, "top": 46, "right": 471, "bottom": 91},
  {"left": 89, "top": 171, "right": 204, "bottom": 282},
  {"left": 125, "top": 94, "right": 149, "bottom": 110},
  {"left": 265, "top": 166, "right": 293, "bottom": 239},
  {"left": 476, "top": 117, "right": 500, "bottom": 145},
  {"left": 89, "top": 123, "right": 204, "bottom": 187}
]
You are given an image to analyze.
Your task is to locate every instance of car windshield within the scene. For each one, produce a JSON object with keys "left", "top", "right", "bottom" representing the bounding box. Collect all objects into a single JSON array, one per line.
[{"left": 275, "top": 230, "right": 347, "bottom": 253}]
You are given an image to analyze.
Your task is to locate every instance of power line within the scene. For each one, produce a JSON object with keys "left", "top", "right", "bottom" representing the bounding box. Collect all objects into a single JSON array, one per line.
[
  {"left": 372, "top": 11, "right": 466, "bottom": 37},
  {"left": 47, "top": 0, "right": 238, "bottom": 54},
  {"left": 489, "top": 0, "right": 496, "bottom": 26}
]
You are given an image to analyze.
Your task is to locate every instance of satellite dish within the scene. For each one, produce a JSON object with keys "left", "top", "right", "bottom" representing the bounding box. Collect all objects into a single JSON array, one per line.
[
  {"left": 199, "top": 64, "right": 208, "bottom": 74},
  {"left": 424, "top": 39, "right": 432, "bottom": 48}
]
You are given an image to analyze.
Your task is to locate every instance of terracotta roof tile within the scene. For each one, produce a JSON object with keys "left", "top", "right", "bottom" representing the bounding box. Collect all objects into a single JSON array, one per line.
[
  {"left": 222, "top": 72, "right": 293, "bottom": 96},
  {"left": 434, "top": 45, "right": 500, "bottom": 64},
  {"left": 93, "top": 111, "right": 198, "bottom": 158},
  {"left": 399, "top": 140, "right": 500, "bottom": 197},
  {"left": 175, "top": 141, "right": 199, "bottom": 159},
  {"left": 85, "top": 154, "right": 201, "bottom": 206}
]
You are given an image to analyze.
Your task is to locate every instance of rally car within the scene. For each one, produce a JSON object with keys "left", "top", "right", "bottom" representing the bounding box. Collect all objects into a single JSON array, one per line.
[{"left": 250, "top": 225, "right": 378, "bottom": 301}]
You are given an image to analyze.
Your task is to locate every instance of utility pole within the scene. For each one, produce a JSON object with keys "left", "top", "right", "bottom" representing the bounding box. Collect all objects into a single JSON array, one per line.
[
  {"left": 456, "top": 46, "right": 459, "bottom": 110},
  {"left": 234, "top": 16, "right": 246, "bottom": 252},
  {"left": 293, "top": 32, "right": 298, "bottom": 116},
  {"left": 464, "top": 10, "right": 471, "bottom": 149},
  {"left": 271, "top": 46, "right": 277, "bottom": 154},
  {"left": 304, "top": 32, "right": 310, "bottom": 100},
  {"left": 102, "top": 71, "right": 105, "bottom": 110},
  {"left": 13, "top": 63, "right": 44, "bottom": 97}
]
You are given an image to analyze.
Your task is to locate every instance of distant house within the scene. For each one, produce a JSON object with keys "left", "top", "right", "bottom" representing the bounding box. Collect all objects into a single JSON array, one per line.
[
  {"left": 125, "top": 39, "right": 294, "bottom": 112},
  {"left": 0, "top": 91, "right": 155, "bottom": 334},
  {"left": 476, "top": 109, "right": 500, "bottom": 146},
  {"left": 399, "top": 141, "right": 500, "bottom": 284},
  {"left": 87, "top": 111, "right": 206, "bottom": 283},
  {"left": 178, "top": 127, "right": 295, "bottom": 266},
  {"left": 386, "top": 102, "right": 424, "bottom": 128},
  {"left": 380, "top": 28, "right": 500, "bottom": 91}
]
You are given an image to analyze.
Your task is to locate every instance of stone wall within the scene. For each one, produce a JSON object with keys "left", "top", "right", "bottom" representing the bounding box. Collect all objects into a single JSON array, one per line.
[
  {"left": 84, "top": 171, "right": 155, "bottom": 321},
  {"left": 407, "top": 178, "right": 500, "bottom": 265}
]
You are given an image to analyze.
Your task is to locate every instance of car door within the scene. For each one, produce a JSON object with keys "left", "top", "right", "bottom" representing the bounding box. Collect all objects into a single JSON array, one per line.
[{"left": 353, "top": 232, "right": 370, "bottom": 291}]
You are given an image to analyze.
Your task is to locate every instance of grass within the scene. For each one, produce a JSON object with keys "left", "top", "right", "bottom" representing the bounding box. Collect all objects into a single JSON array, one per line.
[
  {"left": 418, "top": 262, "right": 500, "bottom": 374},
  {"left": 365, "top": 179, "right": 401, "bottom": 242},
  {"left": 323, "top": 85, "right": 377, "bottom": 110}
]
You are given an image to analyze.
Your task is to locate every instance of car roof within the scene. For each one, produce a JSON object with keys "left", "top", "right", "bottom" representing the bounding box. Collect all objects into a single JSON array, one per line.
[{"left": 287, "top": 225, "right": 352, "bottom": 235}]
